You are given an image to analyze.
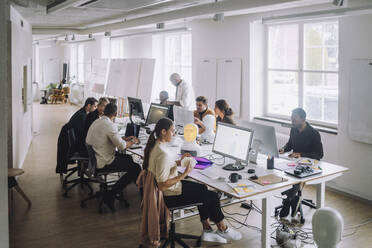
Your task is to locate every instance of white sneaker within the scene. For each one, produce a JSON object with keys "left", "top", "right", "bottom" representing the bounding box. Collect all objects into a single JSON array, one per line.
[
  {"left": 216, "top": 227, "right": 242, "bottom": 242},
  {"left": 201, "top": 229, "right": 227, "bottom": 244}
]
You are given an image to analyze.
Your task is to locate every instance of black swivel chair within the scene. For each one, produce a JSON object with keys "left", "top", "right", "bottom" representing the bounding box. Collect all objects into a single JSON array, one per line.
[
  {"left": 274, "top": 186, "right": 317, "bottom": 224},
  {"left": 62, "top": 128, "right": 93, "bottom": 197},
  {"left": 161, "top": 203, "right": 202, "bottom": 248},
  {"left": 80, "top": 144, "right": 129, "bottom": 213}
]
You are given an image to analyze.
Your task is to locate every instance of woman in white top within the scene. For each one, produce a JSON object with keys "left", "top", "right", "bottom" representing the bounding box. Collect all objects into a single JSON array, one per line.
[{"left": 143, "top": 118, "right": 242, "bottom": 244}]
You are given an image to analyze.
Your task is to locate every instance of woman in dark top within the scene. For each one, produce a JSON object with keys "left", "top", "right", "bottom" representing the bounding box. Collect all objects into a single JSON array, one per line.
[{"left": 214, "top": 99, "right": 236, "bottom": 125}]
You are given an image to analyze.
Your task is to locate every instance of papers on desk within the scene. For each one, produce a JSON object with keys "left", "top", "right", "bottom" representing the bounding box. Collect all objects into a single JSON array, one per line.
[
  {"left": 227, "top": 183, "right": 255, "bottom": 195},
  {"left": 275, "top": 160, "right": 297, "bottom": 171}
]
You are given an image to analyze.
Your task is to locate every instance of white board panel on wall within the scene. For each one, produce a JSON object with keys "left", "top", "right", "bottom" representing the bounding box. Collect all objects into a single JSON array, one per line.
[
  {"left": 348, "top": 59, "right": 372, "bottom": 144},
  {"left": 106, "top": 59, "right": 141, "bottom": 98},
  {"left": 89, "top": 58, "right": 108, "bottom": 94},
  {"left": 137, "top": 58, "right": 155, "bottom": 103},
  {"left": 42, "top": 58, "right": 60, "bottom": 87},
  {"left": 195, "top": 58, "right": 217, "bottom": 106},
  {"left": 216, "top": 58, "right": 242, "bottom": 117}
]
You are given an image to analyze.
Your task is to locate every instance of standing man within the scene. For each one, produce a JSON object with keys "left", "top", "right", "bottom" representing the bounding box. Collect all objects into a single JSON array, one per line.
[
  {"left": 68, "top": 97, "right": 98, "bottom": 153},
  {"left": 193, "top": 96, "right": 215, "bottom": 134},
  {"left": 278, "top": 107, "right": 324, "bottom": 218},
  {"left": 167, "top": 73, "right": 195, "bottom": 111},
  {"left": 86, "top": 103, "right": 141, "bottom": 211}
]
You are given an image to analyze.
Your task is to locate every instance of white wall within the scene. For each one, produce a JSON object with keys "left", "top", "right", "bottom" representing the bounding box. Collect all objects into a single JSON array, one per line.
[
  {"left": 0, "top": 2, "right": 11, "bottom": 247},
  {"left": 11, "top": 6, "right": 33, "bottom": 170},
  {"left": 190, "top": 16, "right": 251, "bottom": 119}
]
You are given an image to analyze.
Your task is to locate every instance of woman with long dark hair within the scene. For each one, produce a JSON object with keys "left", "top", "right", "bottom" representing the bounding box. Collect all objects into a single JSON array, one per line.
[
  {"left": 214, "top": 99, "right": 236, "bottom": 125},
  {"left": 143, "top": 118, "right": 242, "bottom": 244}
]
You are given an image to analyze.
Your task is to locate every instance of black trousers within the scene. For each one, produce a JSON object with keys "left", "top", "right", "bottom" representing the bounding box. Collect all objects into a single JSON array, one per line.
[
  {"left": 164, "top": 180, "right": 225, "bottom": 223},
  {"left": 97, "top": 154, "right": 141, "bottom": 194},
  {"left": 282, "top": 184, "right": 300, "bottom": 200}
]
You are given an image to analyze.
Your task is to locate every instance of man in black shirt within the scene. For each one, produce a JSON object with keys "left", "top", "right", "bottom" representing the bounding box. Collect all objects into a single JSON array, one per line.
[
  {"left": 83, "top": 97, "right": 109, "bottom": 140},
  {"left": 279, "top": 108, "right": 323, "bottom": 160},
  {"left": 68, "top": 97, "right": 98, "bottom": 153},
  {"left": 278, "top": 108, "right": 324, "bottom": 218}
]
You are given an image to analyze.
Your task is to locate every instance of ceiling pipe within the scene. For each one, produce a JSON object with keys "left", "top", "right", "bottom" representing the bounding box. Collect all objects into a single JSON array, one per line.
[
  {"left": 33, "top": 0, "right": 298, "bottom": 35},
  {"left": 110, "top": 27, "right": 191, "bottom": 39}
]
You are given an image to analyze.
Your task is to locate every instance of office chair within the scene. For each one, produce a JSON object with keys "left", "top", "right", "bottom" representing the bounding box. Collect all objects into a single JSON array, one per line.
[
  {"left": 274, "top": 186, "right": 317, "bottom": 224},
  {"left": 62, "top": 128, "right": 92, "bottom": 197},
  {"left": 161, "top": 203, "right": 202, "bottom": 248},
  {"left": 80, "top": 144, "right": 129, "bottom": 213}
]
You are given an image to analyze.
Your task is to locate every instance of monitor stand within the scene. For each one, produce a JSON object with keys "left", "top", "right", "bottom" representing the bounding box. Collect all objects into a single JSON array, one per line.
[{"left": 223, "top": 160, "right": 245, "bottom": 171}]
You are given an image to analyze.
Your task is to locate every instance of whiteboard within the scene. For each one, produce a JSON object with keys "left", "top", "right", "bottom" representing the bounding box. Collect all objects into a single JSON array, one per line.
[
  {"left": 349, "top": 59, "right": 372, "bottom": 144},
  {"left": 195, "top": 58, "right": 217, "bottom": 107},
  {"left": 137, "top": 58, "right": 155, "bottom": 102},
  {"left": 89, "top": 58, "right": 108, "bottom": 94},
  {"left": 42, "top": 58, "right": 60, "bottom": 87},
  {"left": 216, "top": 58, "right": 242, "bottom": 117},
  {"left": 105, "top": 59, "right": 141, "bottom": 98}
]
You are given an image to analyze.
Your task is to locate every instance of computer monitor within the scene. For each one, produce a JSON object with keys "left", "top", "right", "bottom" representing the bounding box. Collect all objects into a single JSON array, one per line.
[
  {"left": 145, "top": 103, "right": 170, "bottom": 125},
  {"left": 173, "top": 106, "right": 194, "bottom": 127},
  {"left": 212, "top": 122, "right": 254, "bottom": 171},
  {"left": 128, "top": 97, "right": 145, "bottom": 120},
  {"left": 167, "top": 104, "right": 174, "bottom": 121},
  {"left": 238, "top": 121, "right": 279, "bottom": 162}
]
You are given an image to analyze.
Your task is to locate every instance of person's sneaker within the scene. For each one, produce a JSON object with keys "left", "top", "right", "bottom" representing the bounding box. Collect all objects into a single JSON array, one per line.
[
  {"left": 201, "top": 229, "right": 227, "bottom": 244},
  {"left": 216, "top": 227, "right": 242, "bottom": 242}
]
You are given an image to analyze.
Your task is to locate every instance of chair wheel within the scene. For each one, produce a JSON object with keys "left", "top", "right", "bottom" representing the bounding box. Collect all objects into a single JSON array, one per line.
[
  {"left": 80, "top": 202, "right": 86, "bottom": 208},
  {"left": 63, "top": 192, "right": 68, "bottom": 198},
  {"left": 124, "top": 201, "right": 130, "bottom": 208},
  {"left": 98, "top": 207, "right": 103, "bottom": 214}
]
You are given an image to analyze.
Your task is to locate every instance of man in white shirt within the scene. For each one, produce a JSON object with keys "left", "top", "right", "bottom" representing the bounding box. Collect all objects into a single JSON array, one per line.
[
  {"left": 167, "top": 73, "right": 195, "bottom": 111},
  {"left": 86, "top": 103, "right": 141, "bottom": 210}
]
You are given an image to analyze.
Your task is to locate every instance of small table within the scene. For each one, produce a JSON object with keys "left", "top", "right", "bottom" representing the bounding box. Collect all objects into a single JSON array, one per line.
[{"left": 8, "top": 168, "right": 32, "bottom": 206}]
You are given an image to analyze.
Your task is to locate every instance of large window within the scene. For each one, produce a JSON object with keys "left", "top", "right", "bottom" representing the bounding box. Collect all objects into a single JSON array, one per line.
[
  {"left": 266, "top": 21, "right": 338, "bottom": 126},
  {"left": 164, "top": 33, "right": 192, "bottom": 97}
]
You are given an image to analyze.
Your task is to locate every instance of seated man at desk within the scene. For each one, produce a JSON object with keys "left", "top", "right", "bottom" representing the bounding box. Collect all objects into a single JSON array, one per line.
[
  {"left": 144, "top": 118, "right": 242, "bottom": 244},
  {"left": 159, "top": 91, "right": 169, "bottom": 105},
  {"left": 278, "top": 107, "right": 324, "bottom": 217},
  {"left": 86, "top": 103, "right": 142, "bottom": 210},
  {"left": 279, "top": 107, "right": 324, "bottom": 160},
  {"left": 193, "top": 96, "right": 215, "bottom": 134},
  {"left": 68, "top": 97, "right": 98, "bottom": 153},
  {"left": 83, "top": 97, "right": 109, "bottom": 140}
]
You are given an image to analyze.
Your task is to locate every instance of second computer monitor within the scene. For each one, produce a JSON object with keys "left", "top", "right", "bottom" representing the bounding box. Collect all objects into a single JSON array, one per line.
[
  {"left": 145, "top": 103, "right": 170, "bottom": 125},
  {"left": 213, "top": 122, "right": 254, "bottom": 171},
  {"left": 128, "top": 97, "right": 145, "bottom": 120},
  {"left": 173, "top": 106, "right": 194, "bottom": 127},
  {"left": 239, "top": 121, "right": 279, "bottom": 158}
]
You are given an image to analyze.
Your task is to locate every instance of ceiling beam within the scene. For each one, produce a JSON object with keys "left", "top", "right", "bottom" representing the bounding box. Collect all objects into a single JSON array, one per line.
[{"left": 47, "top": 0, "right": 91, "bottom": 14}]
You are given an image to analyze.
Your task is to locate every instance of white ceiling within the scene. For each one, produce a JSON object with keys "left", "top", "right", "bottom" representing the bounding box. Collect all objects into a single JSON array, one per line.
[{"left": 12, "top": 0, "right": 371, "bottom": 36}]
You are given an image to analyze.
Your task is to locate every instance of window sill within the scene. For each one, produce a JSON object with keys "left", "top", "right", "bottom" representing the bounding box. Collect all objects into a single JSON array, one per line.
[{"left": 253, "top": 116, "right": 338, "bottom": 135}]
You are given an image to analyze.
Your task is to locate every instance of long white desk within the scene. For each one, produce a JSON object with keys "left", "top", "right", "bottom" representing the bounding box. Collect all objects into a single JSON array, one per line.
[{"left": 122, "top": 127, "right": 349, "bottom": 248}]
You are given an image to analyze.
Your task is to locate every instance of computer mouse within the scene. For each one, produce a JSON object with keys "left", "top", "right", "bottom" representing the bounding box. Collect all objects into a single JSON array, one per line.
[
  {"left": 250, "top": 175, "right": 258, "bottom": 180},
  {"left": 247, "top": 169, "right": 255, "bottom": 174},
  {"left": 217, "top": 177, "right": 226, "bottom": 182}
]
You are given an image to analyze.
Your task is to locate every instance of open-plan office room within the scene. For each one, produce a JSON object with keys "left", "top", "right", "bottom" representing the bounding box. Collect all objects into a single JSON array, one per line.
[{"left": 2, "top": 0, "right": 372, "bottom": 247}]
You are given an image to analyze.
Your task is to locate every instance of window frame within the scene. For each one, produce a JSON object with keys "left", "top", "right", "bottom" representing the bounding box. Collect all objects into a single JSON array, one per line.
[{"left": 264, "top": 19, "right": 339, "bottom": 129}]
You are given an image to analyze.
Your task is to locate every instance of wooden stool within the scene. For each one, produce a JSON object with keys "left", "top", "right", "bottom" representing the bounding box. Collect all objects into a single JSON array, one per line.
[{"left": 8, "top": 168, "right": 32, "bottom": 206}]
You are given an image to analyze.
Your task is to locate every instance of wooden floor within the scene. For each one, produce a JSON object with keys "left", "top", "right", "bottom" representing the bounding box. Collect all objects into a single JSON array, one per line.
[{"left": 9, "top": 103, "right": 372, "bottom": 248}]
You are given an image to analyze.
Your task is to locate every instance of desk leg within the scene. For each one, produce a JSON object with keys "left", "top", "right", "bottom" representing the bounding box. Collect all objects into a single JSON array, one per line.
[
  {"left": 316, "top": 182, "right": 325, "bottom": 209},
  {"left": 261, "top": 197, "right": 271, "bottom": 248}
]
